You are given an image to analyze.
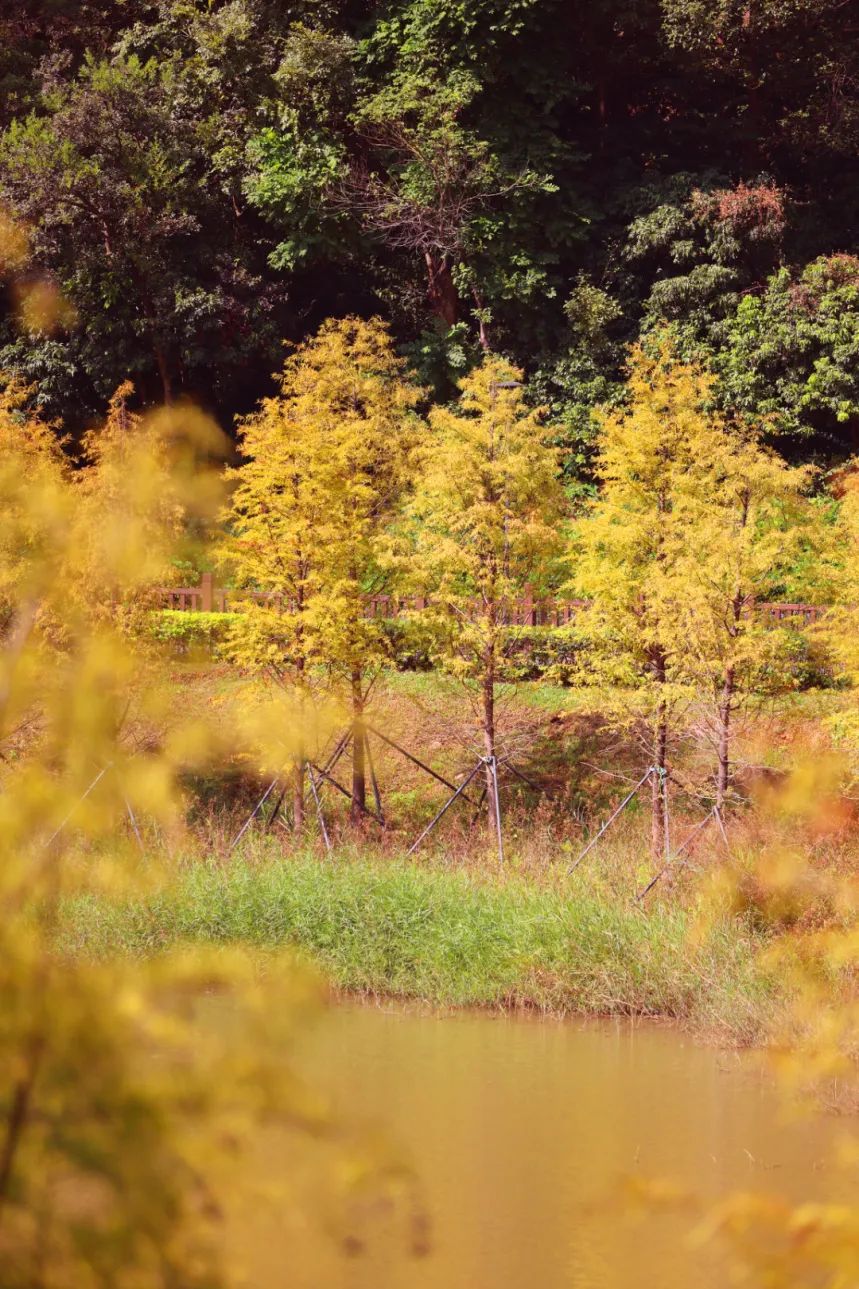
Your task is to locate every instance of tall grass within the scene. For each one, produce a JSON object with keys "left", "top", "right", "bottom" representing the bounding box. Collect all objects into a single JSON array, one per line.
[{"left": 61, "top": 852, "right": 774, "bottom": 1041}]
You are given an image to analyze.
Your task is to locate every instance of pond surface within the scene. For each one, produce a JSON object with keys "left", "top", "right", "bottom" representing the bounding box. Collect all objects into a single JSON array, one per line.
[{"left": 230, "top": 1002, "right": 841, "bottom": 1289}]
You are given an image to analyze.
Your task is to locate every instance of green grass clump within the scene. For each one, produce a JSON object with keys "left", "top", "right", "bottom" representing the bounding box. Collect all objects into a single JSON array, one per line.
[{"left": 61, "top": 854, "right": 773, "bottom": 1040}]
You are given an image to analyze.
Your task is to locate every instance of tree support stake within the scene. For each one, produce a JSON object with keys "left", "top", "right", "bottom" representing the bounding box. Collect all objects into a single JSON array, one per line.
[
  {"left": 407, "top": 761, "right": 484, "bottom": 856},
  {"left": 307, "top": 764, "right": 331, "bottom": 853},
  {"left": 567, "top": 768, "right": 654, "bottom": 874}
]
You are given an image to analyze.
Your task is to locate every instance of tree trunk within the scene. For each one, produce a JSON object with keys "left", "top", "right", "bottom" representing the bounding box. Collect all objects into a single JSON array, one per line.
[
  {"left": 292, "top": 759, "right": 305, "bottom": 834},
  {"left": 351, "top": 669, "right": 366, "bottom": 824},
  {"left": 715, "top": 665, "right": 735, "bottom": 815},
  {"left": 597, "top": 77, "right": 608, "bottom": 146},
  {"left": 153, "top": 338, "right": 174, "bottom": 405},
  {"left": 482, "top": 647, "right": 497, "bottom": 834},
  {"left": 717, "top": 570, "right": 746, "bottom": 819},
  {"left": 472, "top": 287, "right": 491, "bottom": 352},
  {"left": 650, "top": 711, "right": 668, "bottom": 861},
  {"left": 650, "top": 648, "right": 669, "bottom": 860},
  {"left": 293, "top": 657, "right": 306, "bottom": 834},
  {"left": 425, "top": 252, "right": 459, "bottom": 327}
]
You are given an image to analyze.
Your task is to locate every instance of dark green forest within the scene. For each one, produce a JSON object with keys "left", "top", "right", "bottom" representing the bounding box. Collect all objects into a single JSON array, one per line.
[{"left": 1, "top": 0, "right": 858, "bottom": 470}]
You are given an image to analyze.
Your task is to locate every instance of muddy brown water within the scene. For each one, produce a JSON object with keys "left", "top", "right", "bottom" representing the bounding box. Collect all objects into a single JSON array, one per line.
[{"left": 227, "top": 1002, "right": 844, "bottom": 1288}]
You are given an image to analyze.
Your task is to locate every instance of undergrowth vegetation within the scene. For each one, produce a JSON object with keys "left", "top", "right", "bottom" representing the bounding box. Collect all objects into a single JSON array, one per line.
[{"left": 61, "top": 848, "right": 774, "bottom": 1043}]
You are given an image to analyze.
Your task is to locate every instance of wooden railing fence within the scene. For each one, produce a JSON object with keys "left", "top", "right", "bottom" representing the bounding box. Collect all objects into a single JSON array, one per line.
[{"left": 157, "top": 573, "right": 827, "bottom": 627}]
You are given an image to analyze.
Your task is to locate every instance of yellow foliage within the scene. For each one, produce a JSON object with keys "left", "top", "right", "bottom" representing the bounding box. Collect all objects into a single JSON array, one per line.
[
  {"left": 73, "top": 383, "right": 228, "bottom": 627},
  {"left": 409, "top": 356, "right": 564, "bottom": 655},
  {"left": 13, "top": 277, "right": 77, "bottom": 337},
  {"left": 571, "top": 340, "right": 818, "bottom": 824},
  {"left": 0, "top": 396, "right": 336, "bottom": 1287},
  {"left": 223, "top": 316, "right": 422, "bottom": 686},
  {"left": 660, "top": 397, "right": 816, "bottom": 807},
  {"left": 408, "top": 359, "right": 563, "bottom": 680},
  {"left": 570, "top": 344, "right": 714, "bottom": 710},
  {"left": 0, "top": 381, "right": 69, "bottom": 630},
  {"left": 818, "top": 470, "right": 859, "bottom": 756},
  {"left": 0, "top": 208, "right": 30, "bottom": 274},
  {"left": 405, "top": 355, "right": 565, "bottom": 823},
  {"left": 690, "top": 763, "right": 859, "bottom": 1287}
]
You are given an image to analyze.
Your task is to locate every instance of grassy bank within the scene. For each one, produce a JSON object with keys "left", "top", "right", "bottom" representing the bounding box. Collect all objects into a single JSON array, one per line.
[{"left": 61, "top": 853, "right": 775, "bottom": 1041}]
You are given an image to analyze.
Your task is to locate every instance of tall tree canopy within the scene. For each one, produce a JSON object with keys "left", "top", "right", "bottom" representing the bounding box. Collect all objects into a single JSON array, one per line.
[{"left": 0, "top": 0, "right": 856, "bottom": 464}]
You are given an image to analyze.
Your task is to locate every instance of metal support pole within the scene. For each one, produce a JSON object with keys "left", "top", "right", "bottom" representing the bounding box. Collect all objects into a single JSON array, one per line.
[
  {"left": 365, "top": 732, "right": 384, "bottom": 824},
  {"left": 45, "top": 764, "right": 112, "bottom": 848},
  {"left": 122, "top": 791, "right": 145, "bottom": 855},
  {"left": 229, "top": 776, "right": 279, "bottom": 853},
  {"left": 567, "top": 769, "right": 653, "bottom": 875},
  {"left": 662, "top": 767, "right": 670, "bottom": 862},
  {"left": 263, "top": 780, "right": 289, "bottom": 834},
  {"left": 311, "top": 731, "right": 352, "bottom": 806},
  {"left": 407, "top": 761, "right": 484, "bottom": 857},
  {"left": 100, "top": 762, "right": 146, "bottom": 855},
  {"left": 487, "top": 756, "right": 504, "bottom": 866},
  {"left": 307, "top": 764, "right": 331, "bottom": 853},
  {"left": 364, "top": 722, "right": 479, "bottom": 806},
  {"left": 635, "top": 807, "right": 716, "bottom": 901},
  {"left": 229, "top": 731, "right": 353, "bottom": 852},
  {"left": 308, "top": 762, "right": 384, "bottom": 825},
  {"left": 713, "top": 806, "right": 731, "bottom": 852},
  {"left": 323, "top": 730, "right": 352, "bottom": 775},
  {"left": 502, "top": 760, "right": 542, "bottom": 794}
]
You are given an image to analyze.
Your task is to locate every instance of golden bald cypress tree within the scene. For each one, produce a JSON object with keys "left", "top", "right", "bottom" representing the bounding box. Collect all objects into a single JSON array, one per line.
[
  {"left": 408, "top": 356, "right": 565, "bottom": 834},
  {"left": 222, "top": 316, "right": 422, "bottom": 826},
  {"left": 661, "top": 432, "right": 815, "bottom": 814},
  {"left": 572, "top": 341, "right": 817, "bottom": 851},
  {"left": 0, "top": 390, "right": 326, "bottom": 1289}
]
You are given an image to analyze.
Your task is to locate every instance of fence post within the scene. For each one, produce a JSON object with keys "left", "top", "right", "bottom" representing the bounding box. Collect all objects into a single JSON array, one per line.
[{"left": 201, "top": 571, "right": 213, "bottom": 613}]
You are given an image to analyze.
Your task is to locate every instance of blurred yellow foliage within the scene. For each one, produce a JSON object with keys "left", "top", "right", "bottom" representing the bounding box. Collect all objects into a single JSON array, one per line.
[
  {"left": 0, "top": 386, "right": 341, "bottom": 1287},
  {"left": 819, "top": 468, "right": 859, "bottom": 759},
  {"left": 13, "top": 277, "right": 77, "bottom": 337},
  {"left": 694, "top": 760, "right": 859, "bottom": 1286},
  {"left": 0, "top": 209, "right": 30, "bottom": 274}
]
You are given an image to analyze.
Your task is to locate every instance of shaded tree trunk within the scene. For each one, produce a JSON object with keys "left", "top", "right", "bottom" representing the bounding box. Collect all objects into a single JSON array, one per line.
[
  {"left": 716, "top": 572, "right": 747, "bottom": 817},
  {"left": 293, "top": 653, "right": 306, "bottom": 834},
  {"left": 138, "top": 281, "right": 174, "bottom": 405},
  {"left": 650, "top": 712, "right": 668, "bottom": 861},
  {"left": 715, "top": 667, "right": 735, "bottom": 816},
  {"left": 153, "top": 337, "right": 173, "bottom": 405},
  {"left": 351, "top": 668, "right": 366, "bottom": 824},
  {"left": 425, "top": 252, "right": 458, "bottom": 327},
  {"left": 292, "top": 759, "right": 305, "bottom": 834},
  {"left": 0, "top": 1032, "right": 43, "bottom": 1223},
  {"left": 472, "top": 286, "right": 491, "bottom": 352},
  {"left": 715, "top": 576, "right": 744, "bottom": 815}
]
